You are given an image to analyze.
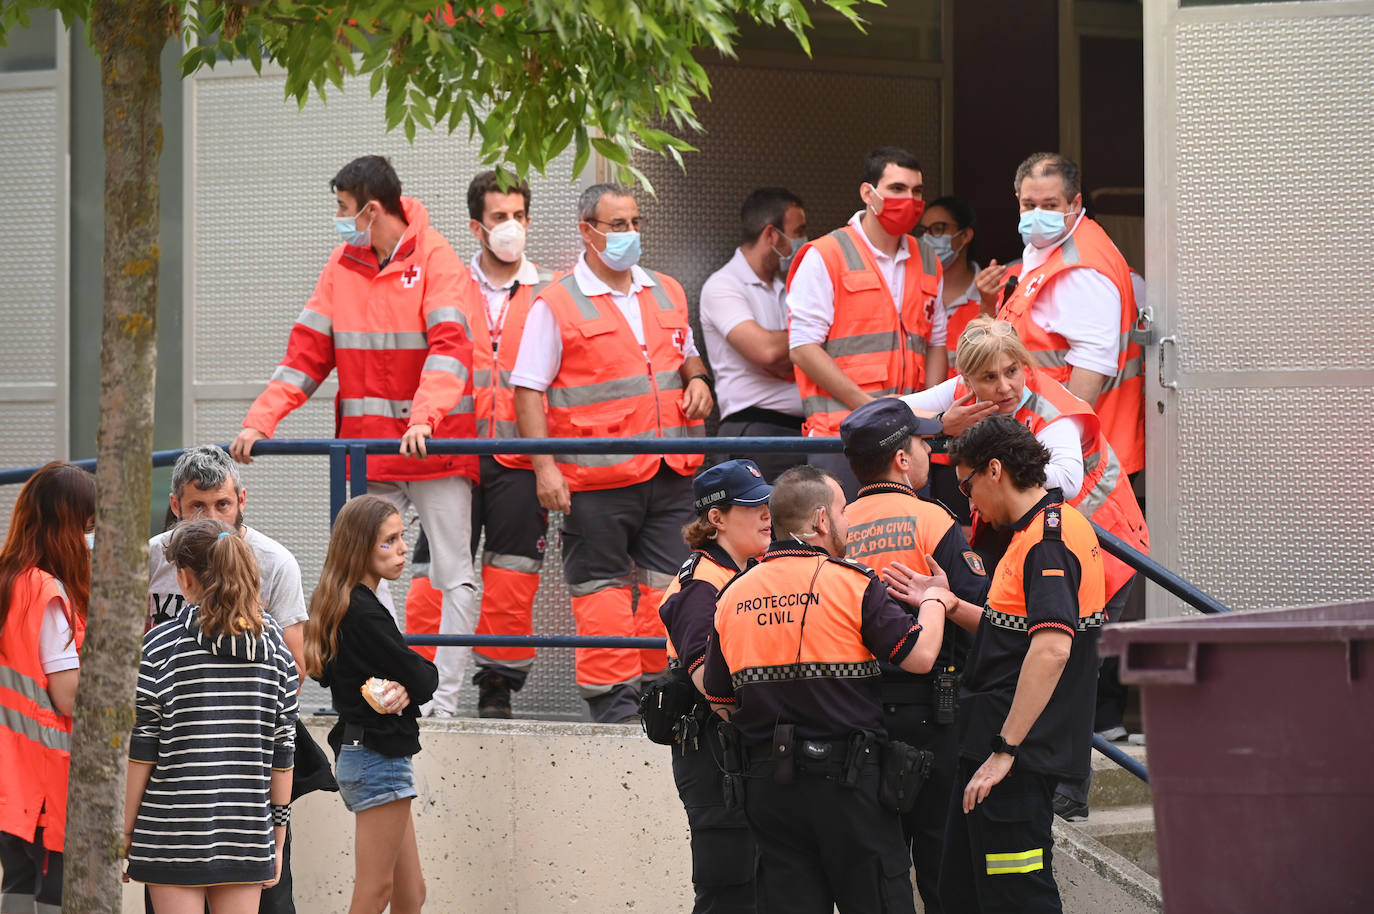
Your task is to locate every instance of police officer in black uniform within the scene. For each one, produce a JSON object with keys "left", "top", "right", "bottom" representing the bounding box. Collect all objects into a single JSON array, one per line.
[
  {"left": 699, "top": 465, "right": 950, "bottom": 914},
  {"left": 655, "top": 460, "right": 772, "bottom": 913},
  {"left": 839, "top": 398, "right": 991, "bottom": 913}
]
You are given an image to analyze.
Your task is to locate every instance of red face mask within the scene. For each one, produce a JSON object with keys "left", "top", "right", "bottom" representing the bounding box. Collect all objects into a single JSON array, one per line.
[{"left": 867, "top": 187, "right": 925, "bottom": 237}]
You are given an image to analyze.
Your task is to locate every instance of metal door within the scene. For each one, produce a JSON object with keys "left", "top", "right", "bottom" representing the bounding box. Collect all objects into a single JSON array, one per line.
[{"left": 1144, "top": 0, "right": 1374, "bottom": 616}]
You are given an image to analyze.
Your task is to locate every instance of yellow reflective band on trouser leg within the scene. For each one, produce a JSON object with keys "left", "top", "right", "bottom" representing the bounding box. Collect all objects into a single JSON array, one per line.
[{"left": 985, "top": 848, "right": 1045, "bottom": 874}]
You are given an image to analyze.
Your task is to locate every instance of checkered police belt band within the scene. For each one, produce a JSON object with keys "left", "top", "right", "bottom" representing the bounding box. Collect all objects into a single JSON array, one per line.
[
  {"left": 731, "top": 660, "right": 881, "bottom": 690},
  {"left": 983, "top": 605, "right": 1108, "bottom": 633}
]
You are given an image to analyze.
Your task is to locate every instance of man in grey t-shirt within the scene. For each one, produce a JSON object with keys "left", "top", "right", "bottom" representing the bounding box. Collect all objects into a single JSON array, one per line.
[{"left": 146, "top": 446, "right": 308, "bottom": 677}]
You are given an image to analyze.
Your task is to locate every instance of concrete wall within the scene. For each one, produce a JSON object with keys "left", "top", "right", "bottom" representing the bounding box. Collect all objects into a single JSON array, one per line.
[{"left": 123, "top": 718, "right": 1160, "bottom": 913}]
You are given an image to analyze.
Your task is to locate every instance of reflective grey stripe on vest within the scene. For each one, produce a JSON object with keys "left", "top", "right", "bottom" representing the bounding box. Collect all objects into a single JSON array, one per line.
[
  {"left": 905, "top": 332, "right": 928, "bottom": 355},
  {"left": 1021, "top": 391, "right": 1063, "bottom": 424},
  {"left": 803, "top": 387, "right": 898, "bottom": 416},
  {"left": 830, "top": 229, "right": 866, "bottom": 270},
  {"left": 826, "top": 331, "right": 899, "bottom": 359},
  {"left": 425, "top": 306, "right": 473, "bottom": 336},
  {"left": 643, "top": 272, "right": 676, "bottom": 310},
  {"left": 339, "top": 396, "right": 478, "bottom": 420},
  {"left": 334, "top": 331, "right": 429, "bottom": 350},
  {"left": 473, "top": 368, "right": 492, "bottom": 388},
  {"left": 484, "top": 552, "right": 542, "bottom": 573},
  {"left": 656, "top": 370, "right": 684, "bottom": 392},
  {"left": 493, "top": 418, "right": 519, "bottom": 437},
  {"left": 558, "top": 274, "right": 600, "bottom": 321},
  {"left": 476, "top": 417, "right": 490, "bottom": 437},
  {"left": 270, "top": 365, "right": 319, "bottom": 397},
  {"left": 547, "top": 375, "right": 652, "bottom": 410},
  {"left": 295, "top": 307, "right": 332, "bottom": 335},
  {"left": 0, "top": 667, "right": 70, "bottom": 753},
  {"left": 1032, "top": 348, "right": 1071, "bottom": 369},
  {"left": 423, "top": 354, "right": 468, "bottom": 381},
  {"left": 1077, "top": 441, "right": 1122, "bottom": 519}
]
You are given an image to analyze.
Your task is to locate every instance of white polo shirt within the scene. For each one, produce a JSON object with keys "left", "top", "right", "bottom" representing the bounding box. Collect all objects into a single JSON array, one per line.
[
  {"left": 699, "top": 248, "right": 803, "bottom": 419},
  {"left": 1019, "top": 213, "right": 1124, "bottom": 377},
  {"left": 510, "top": 253, "right": 699, "bottom": 392},
  {"left": 469, "top": 253, "right": 542, "bottom": 328},
  {"left": 787, "top": 211, "right": 947, "bottom": 350}
]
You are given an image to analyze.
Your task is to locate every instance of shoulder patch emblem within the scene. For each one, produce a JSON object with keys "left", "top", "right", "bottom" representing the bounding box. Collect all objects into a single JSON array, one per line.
[
  {"left": 1045, "top": 508, "right": 1061, "bottom": 528},
  {"left": 747, "top": 464, "right": 761, "bottom": 477},
  {"left": 401, "top": 264, "right": 422, "bottom": 288},
  {"left": 963, "top": 551, "right": 986, "bottom": 576}
]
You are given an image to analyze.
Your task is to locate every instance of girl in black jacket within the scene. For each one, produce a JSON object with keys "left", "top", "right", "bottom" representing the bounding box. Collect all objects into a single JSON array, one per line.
[{"left": 306, "top": 495, "right": 437, "bottom": 914}]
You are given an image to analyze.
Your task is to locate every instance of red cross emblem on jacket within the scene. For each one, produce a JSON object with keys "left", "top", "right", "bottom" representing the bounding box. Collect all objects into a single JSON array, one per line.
[{"left": 401, "top": 265, "right": 422, "bottom": 288}]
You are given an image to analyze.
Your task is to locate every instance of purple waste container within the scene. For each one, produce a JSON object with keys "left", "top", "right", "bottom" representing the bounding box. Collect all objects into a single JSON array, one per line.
[{"left": 1101, "top": 600, "right": 1374, "bottom": 914}]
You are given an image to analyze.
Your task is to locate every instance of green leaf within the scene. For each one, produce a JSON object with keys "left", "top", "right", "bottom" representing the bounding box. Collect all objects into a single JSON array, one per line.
[{"left": 590, "top": 136, "right": 628, "bottom": 166}]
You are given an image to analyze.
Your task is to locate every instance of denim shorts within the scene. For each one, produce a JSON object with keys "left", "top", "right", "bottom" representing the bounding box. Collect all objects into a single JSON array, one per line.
[{"left": 335, "top": 744, "right": 418, "bottom": 813}]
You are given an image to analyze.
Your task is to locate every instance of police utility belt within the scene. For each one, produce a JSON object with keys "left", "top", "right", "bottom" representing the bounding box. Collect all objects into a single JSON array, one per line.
[
  {"left": 718, "top": 722, "right": 932, "bottom": 816},
  {"left": 639, "top": 670, "right": 712, "bottom": 754}
]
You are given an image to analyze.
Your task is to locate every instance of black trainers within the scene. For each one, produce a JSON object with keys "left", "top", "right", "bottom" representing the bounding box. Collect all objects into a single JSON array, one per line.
[
  {"left": 477, "top": 675, "right": 513, "bottom": 719},
  {"left": 1053, "top": 793, "right": 1089, "bottom": 822}
]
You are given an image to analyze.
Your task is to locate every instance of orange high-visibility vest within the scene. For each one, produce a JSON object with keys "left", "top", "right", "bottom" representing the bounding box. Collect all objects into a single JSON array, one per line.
[
  {"left": 538, "top": 272, "right": 705, "bottom": 491},
  {"left": 955, "top": 369, "right": 1149, "bottom": 599},
  {"left": 789, "top": 225, "right": 941, "bottom": 438},
  {"left": 659, "top": 551, "right": 738, "bottom": 664},
  {"left": 845, "top": 487, "right": 958, "bottom": 577},
  {"left": 712, "top": 550, "right": 887, "bottom": 687},
  {"left": 997, "top": 217, "right": 1144, "bottom": 475},
  {"left": 0, "top": 569, "right": 84, "bottom": 852},
  {"left": 468, "top": 274, "right": 553, "bottom": 472},
  {"left": 986, "top": 499, "right": 1105, "bottom": 629}
]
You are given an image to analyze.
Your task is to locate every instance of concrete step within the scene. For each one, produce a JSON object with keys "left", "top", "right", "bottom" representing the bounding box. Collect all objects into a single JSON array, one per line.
[
  {"left": 1072, "top": 803, "right": 1158, "bottom": 878},
  {"left": 1089, "top": 741, "right": 1151, "bottom": 809}
]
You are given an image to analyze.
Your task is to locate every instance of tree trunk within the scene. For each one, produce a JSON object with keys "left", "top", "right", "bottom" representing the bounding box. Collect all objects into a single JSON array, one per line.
[{"left": 63, "top": 2, "right": 168, "bottom": 911}]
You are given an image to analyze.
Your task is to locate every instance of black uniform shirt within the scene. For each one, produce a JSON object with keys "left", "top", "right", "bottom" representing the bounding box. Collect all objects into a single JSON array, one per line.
[
  {"left": 658, "top": 543, "right": 741, "bottom": 675},
  {"left": 958, "top": 491, "right": 1104, "bottom": 780}
]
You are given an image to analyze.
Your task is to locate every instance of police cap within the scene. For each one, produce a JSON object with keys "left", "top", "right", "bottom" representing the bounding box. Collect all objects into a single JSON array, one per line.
[
  {"left": 840, "top": 397, "right": 943, "bottom": 457},
  {"left": 693, "top": 459, "right": 773, "bottom": 514}
]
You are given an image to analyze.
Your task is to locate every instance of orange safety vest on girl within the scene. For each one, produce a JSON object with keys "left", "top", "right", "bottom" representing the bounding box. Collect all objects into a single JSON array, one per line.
[
  {"left": 789, "top": 225, "right": 942, "bottom": 438},
  {"left": 0, "top": 569, "right": 84, "bottom": 852},
  {"left": 537, "top": 272, "right": 705, "bottom": 491},
  {"left": 243, "top": 196, "right": 480, "bottom": 482},
  {"left": 997, "top": 217, "right": 1144, "bottom": 475}
]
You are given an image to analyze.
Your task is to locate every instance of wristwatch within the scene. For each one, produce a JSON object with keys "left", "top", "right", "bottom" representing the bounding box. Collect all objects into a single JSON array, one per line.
[{"left": 990, "top": 734, "right": 1019, "bottom": 756}]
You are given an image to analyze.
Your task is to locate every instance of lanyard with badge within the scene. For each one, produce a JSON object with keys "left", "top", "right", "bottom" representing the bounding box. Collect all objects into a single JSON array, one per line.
[{"left": 487, "top": 281, "right": 520, "bottom": 354}]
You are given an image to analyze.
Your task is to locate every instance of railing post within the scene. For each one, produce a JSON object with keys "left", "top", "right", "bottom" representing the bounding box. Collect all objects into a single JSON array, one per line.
[
  {"left": 329, "top": 444, "right": 347, "bottom": 526},
  {"left": 349, "top": 443, "right": 368, "bottom": 498}
]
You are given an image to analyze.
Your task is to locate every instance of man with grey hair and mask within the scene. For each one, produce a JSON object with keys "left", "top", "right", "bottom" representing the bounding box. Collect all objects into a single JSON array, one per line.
[
  {"left": 510, "top": 182, "right": 714, "bottom": 722},
  {"left": 144, "top": 445, "right": 314, "bottom": 914}
]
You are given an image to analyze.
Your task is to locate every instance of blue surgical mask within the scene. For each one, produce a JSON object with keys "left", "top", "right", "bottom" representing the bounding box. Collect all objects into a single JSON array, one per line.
[
  {"left": 333, "top": 205, "right": 374, "bottom": 248},
  {"left": 775, "top": 234, "right": 808, "bottom": 275},
  {"left": 1018, "top": 208, "right": 1068, "bottom": 249},
  {"left": 919, "top": 233, "right": 961, "bottom": 268},
  {"left": 591, "top": 227, "right": 642, "bottom": 271}
]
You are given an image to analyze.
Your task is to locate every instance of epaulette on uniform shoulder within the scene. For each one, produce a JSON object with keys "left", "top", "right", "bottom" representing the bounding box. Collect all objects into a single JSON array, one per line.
[{"left": 677, "top": 551, "right": 704, "bottom": 584}]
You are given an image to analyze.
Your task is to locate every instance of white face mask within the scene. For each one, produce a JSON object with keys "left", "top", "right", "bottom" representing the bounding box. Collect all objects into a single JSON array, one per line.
[
  {"left": 484, "top": 219, "right": 527, "bottom": 264},
  {"left": 84, "top": 532, "right": 95, "bottom": 550}
]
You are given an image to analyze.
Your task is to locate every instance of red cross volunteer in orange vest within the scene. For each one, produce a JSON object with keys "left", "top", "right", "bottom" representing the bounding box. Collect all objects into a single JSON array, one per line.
[
  {"left": 510, "top": 182, "right": 714, "bottom": 723},
  {"left": 787, "top": 146, "right": 947, "bottom": 498},
  {"left": 230, "top": 155, "right": 481, "bottom": 717},
  {"left": 994, "top": 152, "right": 1145, "bottom": 476},
  {"left": 448, "top": 170, "right": 557, "bottom": 719},
  {"left": 0, "top": 462, "right": 95, "bottom": 911}
]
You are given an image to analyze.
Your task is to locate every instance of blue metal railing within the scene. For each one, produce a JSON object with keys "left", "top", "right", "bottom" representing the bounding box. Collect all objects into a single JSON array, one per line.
[{"left": 3, "top": 435, "right": 1235, "bottom": 782}]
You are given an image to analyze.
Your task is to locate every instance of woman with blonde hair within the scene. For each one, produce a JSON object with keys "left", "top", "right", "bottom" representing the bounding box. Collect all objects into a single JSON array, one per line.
[
  {"left": 124, "top": 518, "right": 298, "bottom": 913},
  {"left": 0, "top": 462, "right": 94, "bottom": 913},
  {"left": 306, "top": 495, "right": 436, "bottom": 914}
]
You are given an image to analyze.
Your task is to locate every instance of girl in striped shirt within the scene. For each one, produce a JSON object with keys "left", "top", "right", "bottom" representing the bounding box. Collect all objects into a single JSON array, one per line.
[{"left": 124, "top": 518, "right": 298, "bottom": 913}]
